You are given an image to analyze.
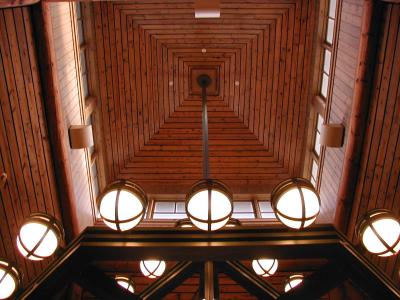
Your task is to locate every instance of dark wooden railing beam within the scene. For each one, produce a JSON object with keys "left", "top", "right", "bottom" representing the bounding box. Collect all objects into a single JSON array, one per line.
[
  {"left": 217, "top": 261, "right": 280, "bottom": 300},
  {"left": 31, "top": 2, "right": 80, "bottom": 241},
  {"left": 334, "top": 0, "right": 383, "bottom": 233},
  {"left": 76, "top": 265, "right": 141, "bottom": 300},
  {"left": 139, "top": 262, "right": 199, "bottom": 300},
  {"left": 277, "top": 261, "right": 347, "bottom": 300},
  {"left": 17, "top": 226, "right": 400, "bottom": 299}
]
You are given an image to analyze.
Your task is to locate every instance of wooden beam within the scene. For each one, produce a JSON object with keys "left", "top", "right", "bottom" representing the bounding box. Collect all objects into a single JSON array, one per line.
[
  {"left": 76, "top": 265, "right": 141, "bottom": 300},
  {"left": 204, "top": 261, "right": 214, "bottom": 300},
  {"left": 139, "top": 262, "right": 199, "bottom": 300},
  {"left": 17, "top": 226, "right": 400, "bottom": 299},
  {"left": 17, "top": 238, "right": 84, "bottom": 299},
  {"left": 78, "top": 225, "right": 342, "bottom": 261},
  {"left": 277, "top": 261, "right": 348, "bottom": 300},
  {"left": 339, "top": 241, "right": 400, "bottom": 300},
  {"left": 31, "top": 2, "right": 80, "bottom": 241},
  {"left": 0, "top": 0, "right": 39, "bottom": 8},
  {"left": 217, "top": 261, "right": 280, "bottom": 299},
  {"left": 334, "top": 0, "right": 383, "bottom": 233}
]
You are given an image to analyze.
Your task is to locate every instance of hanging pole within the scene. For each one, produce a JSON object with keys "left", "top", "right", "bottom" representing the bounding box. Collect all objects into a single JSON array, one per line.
[{"left": 198, "top": 74, "right": 212, "bottom": 180}]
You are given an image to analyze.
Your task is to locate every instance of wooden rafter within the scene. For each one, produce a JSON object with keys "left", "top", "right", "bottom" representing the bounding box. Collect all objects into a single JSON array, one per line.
[
  {"left": 216, "top": 261, "right": 280, "bottom": 299},
  {"left": 139, "top": 261, "right": 200, "bottom": 300}
]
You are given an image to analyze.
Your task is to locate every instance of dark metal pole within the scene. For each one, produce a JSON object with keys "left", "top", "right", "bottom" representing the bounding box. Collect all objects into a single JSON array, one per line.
[{"left": 198, "top": 74, "right": 211, "bottom": 180}]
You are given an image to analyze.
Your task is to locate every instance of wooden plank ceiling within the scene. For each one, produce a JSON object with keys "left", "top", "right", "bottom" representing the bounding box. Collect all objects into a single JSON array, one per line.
[{"left": 93, "top": 0, "right": 316, "bottom": 195}]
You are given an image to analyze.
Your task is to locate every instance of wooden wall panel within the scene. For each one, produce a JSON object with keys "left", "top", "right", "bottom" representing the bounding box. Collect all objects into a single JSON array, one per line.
[
  {"left": 318, "top": 0, "right": 363, "bottom": 223},
  {"left": 343, "top": 2, "right": 400, "bottom": 286},
  {"left": 49, "top": 2, "right": 94, "bottom": 231},
  {"left": 0, "top": 6, "right": 61, "bottom": 285}
]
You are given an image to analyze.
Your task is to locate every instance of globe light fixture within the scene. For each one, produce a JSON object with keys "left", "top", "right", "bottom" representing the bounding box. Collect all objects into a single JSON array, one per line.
[
  {"left": 186, "top": 179, "right": 233, "bottom": 231},
  {"left": 284, "top": 274, "right": 304, "bottom": 292},
  {"left": 98, "top": 180, "right": 147, "bottom": 231},
  {"left": 356, "top": 209, "right": 400, "bottom": 257},
  {"left": 252, "top": 259, "right": 278, "bottom": 277},
  {"left": 16, "top": 213, "right": 64, "bottom": 261},
  {"left": 0, "top": 259, "right": 21, "bottom": 299},
  {"left": 271, "top": 178, "right": 320, "bottom": 229},
  {"left": 185, "top": 74, "right": 234, "bottom": 231},
  {"left": 115, "top": 276, "right": 134, "bottom": 293},
  {"left": 140, "top": 260, "right": 166, "bottom": 278}
]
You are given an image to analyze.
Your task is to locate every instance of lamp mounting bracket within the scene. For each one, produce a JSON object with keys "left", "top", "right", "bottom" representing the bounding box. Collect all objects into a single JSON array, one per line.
[{"left": 197, "top": 74, "right": 212, "bottom": 88}]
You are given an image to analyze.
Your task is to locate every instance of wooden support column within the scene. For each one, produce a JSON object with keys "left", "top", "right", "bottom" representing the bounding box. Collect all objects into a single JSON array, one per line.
[
  {"left": 334, "top": 0, "right": 383, "bottom": 233},
  {"left": 31, "top": 2, "right": 79, "bottom": 241},
  {"left": 204, "top": 261, "right": 214, "bottom": 300}
]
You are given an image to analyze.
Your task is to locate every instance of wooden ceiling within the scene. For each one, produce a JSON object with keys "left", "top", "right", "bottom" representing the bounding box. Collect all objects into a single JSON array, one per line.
[{"left": 93, "top": 0, "right": 316, "bottom": 194}]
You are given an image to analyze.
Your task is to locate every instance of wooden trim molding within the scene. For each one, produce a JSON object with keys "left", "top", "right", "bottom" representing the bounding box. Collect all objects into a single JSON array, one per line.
[
  {"left": 312, "top": 95, "right": 326, "bottom": 116},
  {"left": 0, "top": 0, "right": 39, "bottom": 8},
  {"left": 334, "top": 0, "right": 383, "bottom": 233},
  {"left": 316, "top": 0, "right": 343, "bottom": 192},
  {"left": 31, "top": 1, "right": 80, "bottom": 241}
]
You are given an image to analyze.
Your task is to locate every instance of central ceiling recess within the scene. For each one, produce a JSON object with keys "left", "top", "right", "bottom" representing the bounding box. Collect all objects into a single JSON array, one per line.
[{"left": 93, "top": 0, "right": 316, "bottom": 195}]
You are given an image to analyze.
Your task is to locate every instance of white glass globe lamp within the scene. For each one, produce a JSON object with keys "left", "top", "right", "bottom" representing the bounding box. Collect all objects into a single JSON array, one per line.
[
  {"left": 271, "top": 178, "right": 320, "bottom": 229},
  {"left": 284, "top": 274, "right": 304, "bottom": 292},
  {"left": 16, "top": 213, "right": 64, "bottom": 261},
  {"left": 357, "top": 209, "right": 400, "bottom": 257},
  {"left": 140, "top": 260, "right": 166, "bottom": 279},
  {"left": 252, "top": 259, "right": 278, "bottom": 277},
  {"left": 185, "top": 179, "right": 233, "bottom": 231},
  {"left": 0, "top": 259, "right": 21, "bottom": 299},
  {"left": 98, "top": 180, "right": 147, "bottom": 231},
  {"left": 115, "top": 276, "right": 135, "bottom": 293}
]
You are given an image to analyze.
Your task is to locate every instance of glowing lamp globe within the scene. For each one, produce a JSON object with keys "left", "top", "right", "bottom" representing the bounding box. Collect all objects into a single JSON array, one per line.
[
  {"left": 357, "top": 209, "right": 400, "bottom": 257},
  {"left": 115, "top": 276, "right": 134, "bottom": 293},
  {"left": 0, "top": 260, "right": 21, "bottom": 299},
  {"left": 98, "top": 181, "right": 147, "bottom": 231},
  {"left": 271, "top": 178, "right": 320, "bottom": 229},
  {"left": 284, "top": 274, "right": 304, "bottom": 292},
  {"left": 185, "top": 179, "right": 233, "bottom": 231},
  {"left": 16, "top": 213, "right": 64, "bottom": 261},
  {"left": 252, "top": 259, "right": 278, "bottom": 277},
  {"left": 140, "top": 260, "right": 166, "bottom": 278}
]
